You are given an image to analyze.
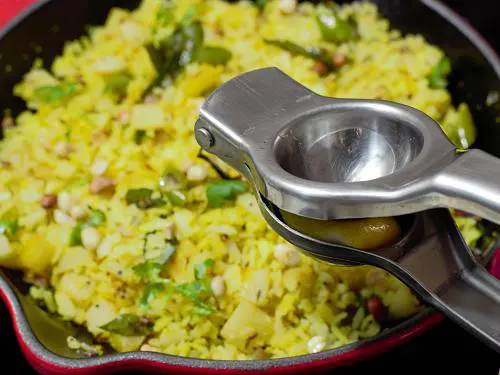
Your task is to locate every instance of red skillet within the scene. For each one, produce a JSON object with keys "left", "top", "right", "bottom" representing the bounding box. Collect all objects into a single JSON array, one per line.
[{"left": 0, "top": 0, "right": 499, "bottom": 374}]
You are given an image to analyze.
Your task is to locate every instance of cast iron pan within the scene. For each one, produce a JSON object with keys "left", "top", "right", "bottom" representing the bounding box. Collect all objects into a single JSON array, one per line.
[{"left": 0, "top": 0, "right": 499, "bottom": 373}]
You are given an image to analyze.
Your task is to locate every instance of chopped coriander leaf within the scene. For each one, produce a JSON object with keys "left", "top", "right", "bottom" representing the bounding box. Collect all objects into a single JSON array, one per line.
[
  {"left": 159, "top": 166, "right": 186, "bottom": 191},
  {"left": 193, "top": 301, "right": 216, "bottom": 315},
  {"left": 104, "top": 73, "right": 132, "bottom": 94},
  {"left": 0, "top": 219, "right": 19, "bottom": 237},
  {"left": 100, "top": 314, "right": 153, "bottom": 336},
  {"left": 34, "top": 82, "right": 78, "bottom": 103},
  {"left": 125, "top": 188, "right": 166, "bottom": 210},
  {"left": 176, "top": 280, "right": 206, "bottom": 300},
  {"left": 194, "top": 258, "right": 215, "bottom": 280},
  {"left": 132, "top": 260, "right": 163, "bottom": 282},
  {"left": 428, "top": 56, "right": 452, "bottom": 89},
  {"left": 87, "top": 209, "right": 106, "bottom": 227},
  {"left": 206, "top": 180, "right": 247, "bottom": 207},
  {"left": 145, "top": 18, "right": 231, "bottom": 94},
  {"left": 140, "top": 282, "right": 165, "bottom": 309},
  {"left": 69, "top": 223, "right": 83, "bottom": 246},
  {"left": 134, "top": 130, "right": 146, "bottom": 145}
]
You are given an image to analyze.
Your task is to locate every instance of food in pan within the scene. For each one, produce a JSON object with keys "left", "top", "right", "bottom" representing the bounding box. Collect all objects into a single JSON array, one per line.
[{"left": 0, "top": 0, "right": 485, "bottom": 359}]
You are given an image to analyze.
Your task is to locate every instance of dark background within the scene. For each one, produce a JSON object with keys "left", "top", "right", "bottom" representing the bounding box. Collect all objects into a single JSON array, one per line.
[{"left": 1, "top": 0, "right": 500, "bottom": 373}]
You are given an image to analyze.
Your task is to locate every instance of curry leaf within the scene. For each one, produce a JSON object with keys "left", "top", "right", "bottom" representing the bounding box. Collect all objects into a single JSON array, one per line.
[
  {"left": 0, "top": 219, "right": 19, "bottom": 237},
  {"left": 100, "top": 314, "right": 153, "bottom": 336},
  {"left": 34, "top": 82, "right": 78, "bottom": 103},
  {"left": 264, "top": 39, "right": 333, "bottom": 70},
  {"left": 428, "top": 57, "right": 452, "bottom": 89},
  {"left": 316, "top": 7, "right": 358, "bottom": 43},
  {"left": 206, "top": 180, "right": 247, "bottom": 207},
  {"left": 194, "top": 46, "right": 232, "bottom": 66},
  {"left": 193, "top": 301, "right": 216, "bottom": 315}
]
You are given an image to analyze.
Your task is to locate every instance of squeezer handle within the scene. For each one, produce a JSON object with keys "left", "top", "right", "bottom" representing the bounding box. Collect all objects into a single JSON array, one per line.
[
  {"left": 396, "top": 210, "right": 500, "bottom": 352},
  {"left": 436, "top": 149, "right": 500, "bottom": 225}
]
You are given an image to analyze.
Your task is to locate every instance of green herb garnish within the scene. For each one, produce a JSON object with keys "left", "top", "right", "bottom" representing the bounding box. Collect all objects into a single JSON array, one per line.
[
  {"left": 125, "top": 188, "right": 166, "bottom": 210},
  {"left": 192, "top": 301, "right": 216, "bottom": 315},
  {"left": 157, "top": 2, "right": 175, "bottom": 27},
  {"left": 158, "top": 166, "right": 186, "bottom": 192},
  {"left": 139, "top": 282, "right": 166, "bottom": 310},
  {"left": 145, "top": 8, "right": 232, "bottom": 94},
  {"left": 194, "top": 46, "right": 233, "bottom": 66},
  {"left": 104, "top": 73, "right": 132, "bottom": 95},
  {"left": 165, "top": 190, "right": 186, "bottom": 206},
  {"left": 34, "top": 82, "right": 77, "bottom": 103},
  {"left": 428, "top": 56, "right": 452, "bottom": 89},
  {"left": 265, "top": 39, "right": 334, "bottom": 71},
  {"left": 174, "top": 259, "right": 215, "bottom": 314},
  {"left": 0, "top": 219, "right": 19, "bottom": 237},
  {"left": 316, "top": 7, "right": 358, "bottom": 43},
  {"left": 69, "top": 223, "right": 83, "bottom": 247},
  {"left": 100, "top": 314, "right": 153, "bottom": 336},
  {"left": 206, "top": 180, "right": 247, "bottom": 207},
  {"left": 87, "top": 209, "right": 106, "bottom": 227},
  {"left": 134, "top": 130, "right": 146, "bottom": 145},
  {"left": 133, "top": 260, "right": 164, "bottom": 282}
]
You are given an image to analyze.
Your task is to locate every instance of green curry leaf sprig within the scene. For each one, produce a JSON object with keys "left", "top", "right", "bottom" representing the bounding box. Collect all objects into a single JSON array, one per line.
[{"left": 145, "top": 7, "right": 232, "bottom": 93}]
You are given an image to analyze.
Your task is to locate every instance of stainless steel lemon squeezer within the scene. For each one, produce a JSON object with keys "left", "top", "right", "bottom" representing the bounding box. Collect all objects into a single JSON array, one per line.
[{"left": 194, "top": 67, "right": 500, "bottom": 352}]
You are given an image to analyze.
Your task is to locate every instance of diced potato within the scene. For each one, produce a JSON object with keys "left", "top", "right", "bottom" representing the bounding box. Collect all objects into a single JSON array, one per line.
[
  {"left": 130, "top": 104, "right": 166, "bottom": 130},
  {"left": 109, "top": 335, "right": 145, "bottom": 352},
  {"left": 384, "top": 287, "right": 420, "bottom": 319},
  {"left": 85, "top": 299, "right": 117, "bottom": 334},
  {"left": 55, "top": 291, "right": 77, "bottom": 319},
  {"left": 19, "top": 234, "right": 54, "bottom": 274},
  {"left": 221, "top": 299, "right": 273, "bottom": 347},
  {"left": 93, "top": 57, "right": 126, "bottom": 75},
  {"left": 242, "top": 269, "right": 269, "bottom": 305},
  {"left": 55, "top": 247, "right": 96, "bottom": 274},
  {"left": 0, "top": 235, "right": 20, "bottom": 269},
  {"left": 58, "top": 273, "right": 94, "bottom": 303},
  {"left": 173, "top": 210, "right": 195, "bottom": 238},
  {"left": 223, "top": 264, "right": 243, "bottom": 295}
]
